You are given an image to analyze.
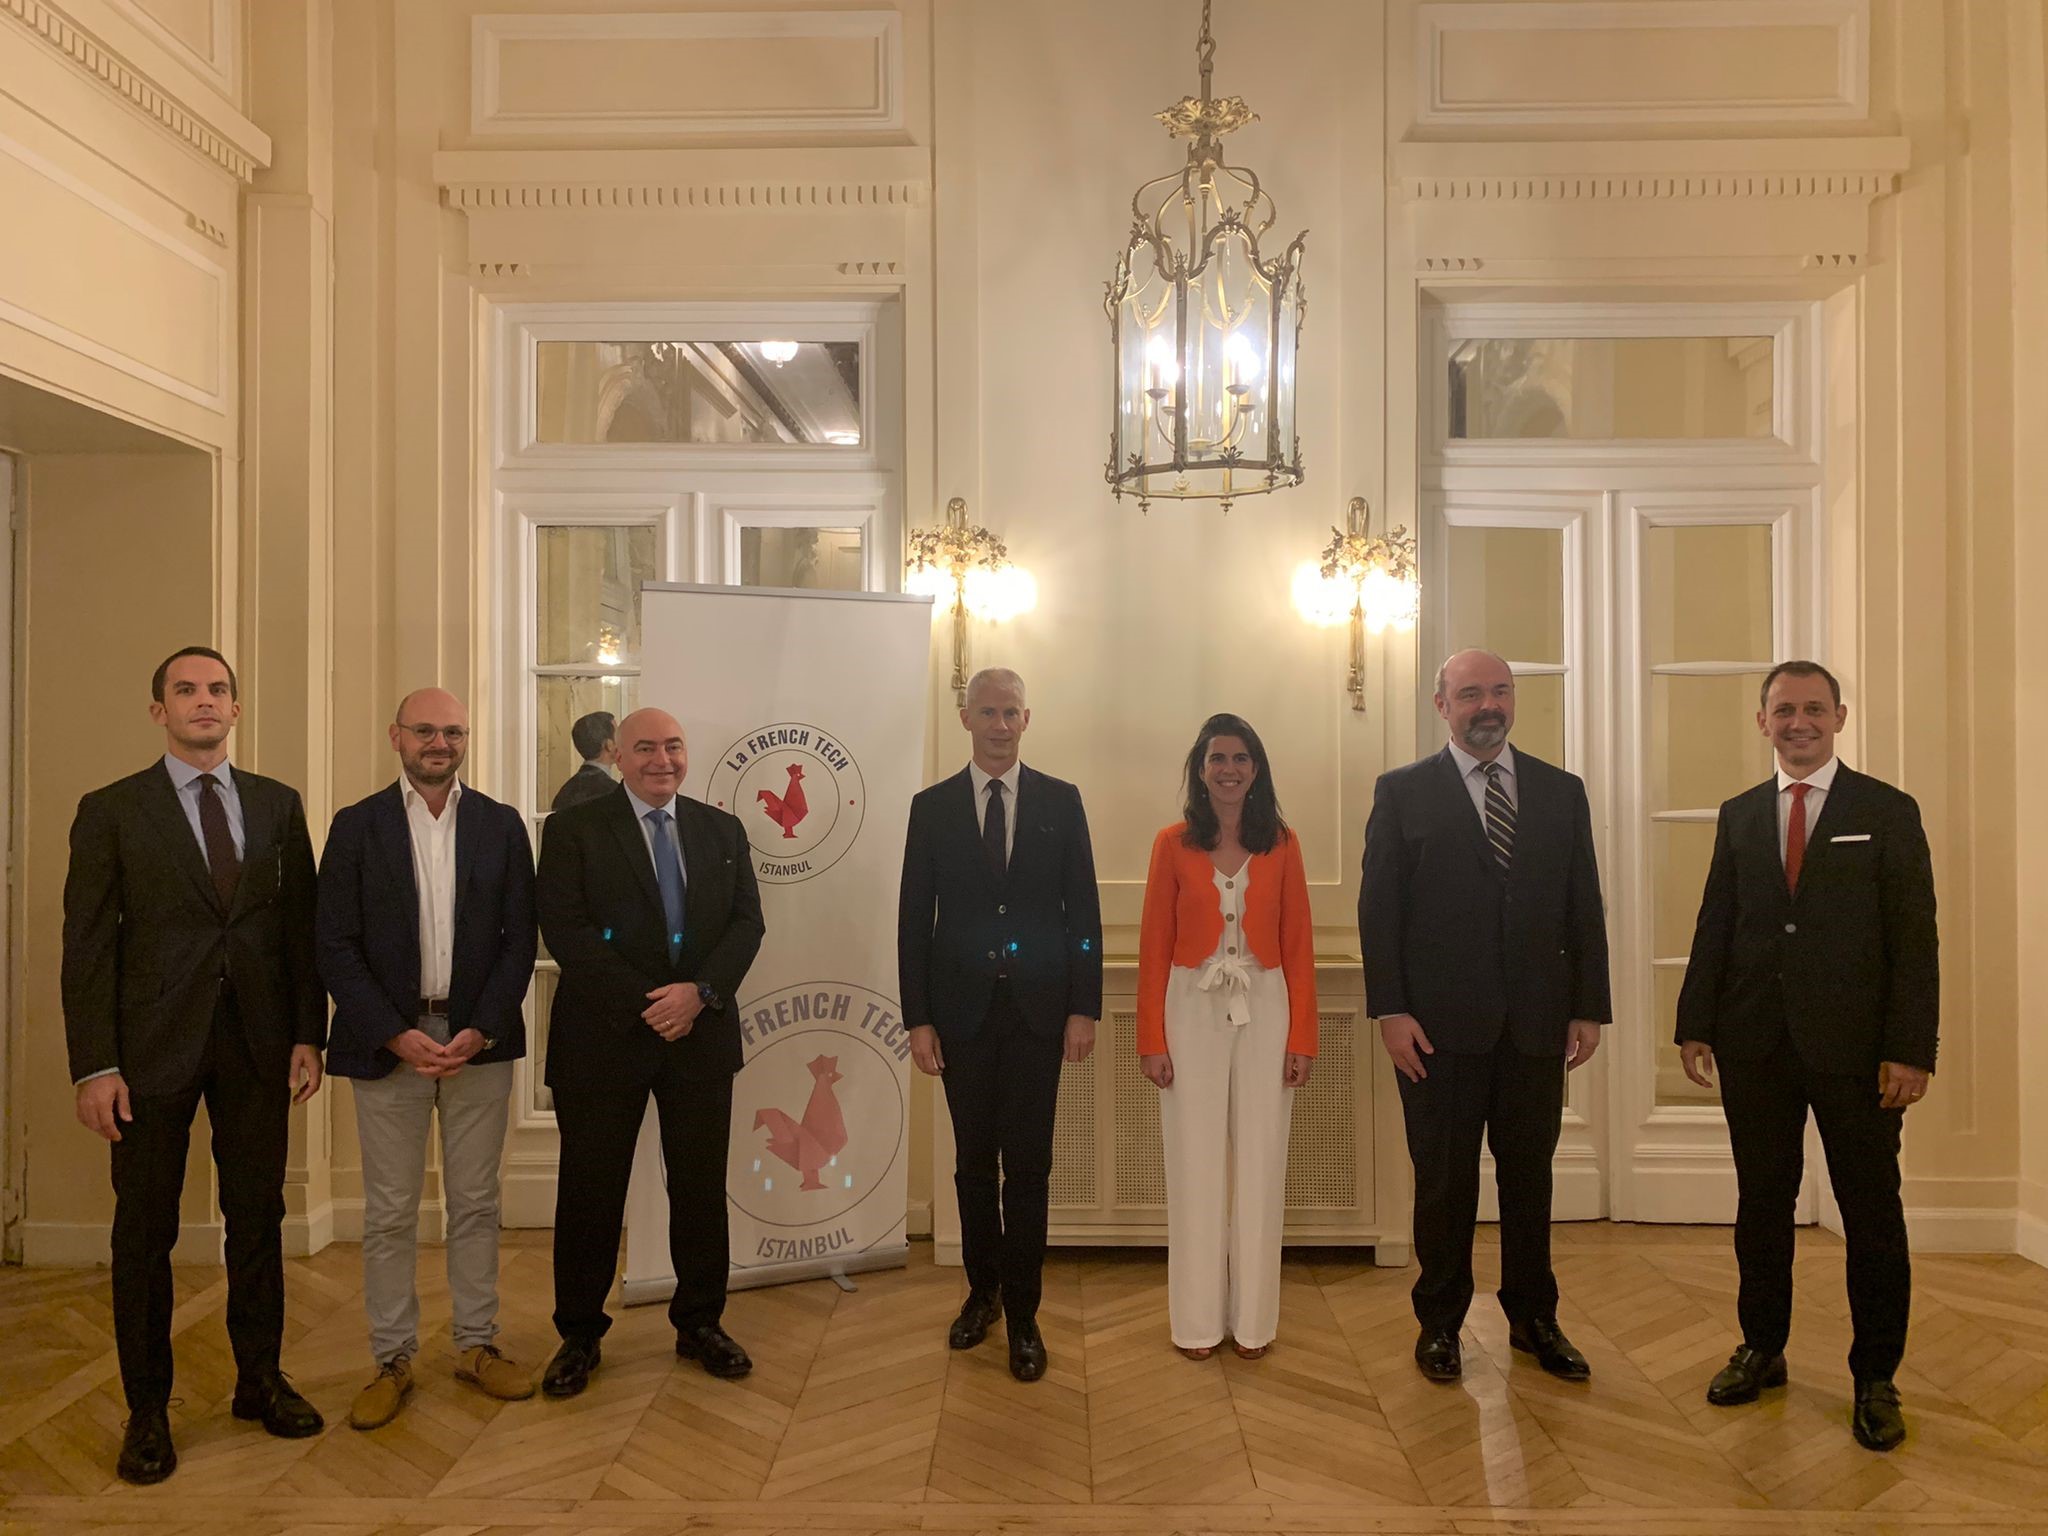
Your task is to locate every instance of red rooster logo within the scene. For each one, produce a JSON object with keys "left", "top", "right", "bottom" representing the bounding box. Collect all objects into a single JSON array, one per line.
[
  {"left": 756, "top": 763, "right": 809, "bottom": 839},
  {"left": 754, "top": 1055, "right": 848, "bottom": 1191}
]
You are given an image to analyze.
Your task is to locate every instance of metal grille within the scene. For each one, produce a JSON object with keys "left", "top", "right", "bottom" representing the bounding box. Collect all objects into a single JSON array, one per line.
[
  {"left": 1284, "top": 1012, "right": 1357, "bottom": 1208},
  {"left": 1110, "top": 1010, "right": 1168, "bottom": 1207},
  {"left": 1048, "top": 1049, "right": 1097, "bottom": 1208}
]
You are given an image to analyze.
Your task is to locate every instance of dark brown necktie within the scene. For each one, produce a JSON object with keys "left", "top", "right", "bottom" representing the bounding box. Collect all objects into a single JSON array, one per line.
[
  {"left": 196, "top": 772, "right": 241, "bottom": 909},
  {"left": 982, "top": 779, "right": 1007, "bottom": 879}
]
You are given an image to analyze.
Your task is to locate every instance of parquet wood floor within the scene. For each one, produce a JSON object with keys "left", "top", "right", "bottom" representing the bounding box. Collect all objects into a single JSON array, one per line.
[{"left": 4, "top": 1225, "right": 2046, "bottom": 1534}]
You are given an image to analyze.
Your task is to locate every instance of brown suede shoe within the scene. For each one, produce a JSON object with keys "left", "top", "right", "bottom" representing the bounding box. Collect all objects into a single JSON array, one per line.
[
  {"left": 348, "top": 1356, "right": 413, "bottom": 1430},
  {"left": 456, "top": 1344, "right": 536, "bottom": 1401}
]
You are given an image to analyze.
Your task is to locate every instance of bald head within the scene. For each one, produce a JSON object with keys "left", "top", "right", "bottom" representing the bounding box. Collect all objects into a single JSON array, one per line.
[
  {"left": 390, "top": 687, "right": 469, "bottom": 792},
  {"left": 616, "top": 707, "right": 688, "bottom": 805},
  {"left": 1434, "top": 649, "right": 1516, "bottom": 759}
]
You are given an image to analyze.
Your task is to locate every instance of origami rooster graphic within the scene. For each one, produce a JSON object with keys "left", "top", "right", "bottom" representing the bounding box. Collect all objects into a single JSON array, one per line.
[
  {"left": 756, "top": 763, "right": 809, "bottom": 839},
  {"left": 754, "top": 1055, "right": 848, "bottom": 1191}
]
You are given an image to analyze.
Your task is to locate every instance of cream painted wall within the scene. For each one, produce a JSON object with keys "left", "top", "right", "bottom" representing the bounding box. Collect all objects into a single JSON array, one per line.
[{"left": 13, "top": 449, "right": 219, "bottom": 1263}]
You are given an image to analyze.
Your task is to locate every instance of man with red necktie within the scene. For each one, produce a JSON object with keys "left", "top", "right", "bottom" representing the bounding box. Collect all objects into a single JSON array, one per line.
[{"left": 1677, "top": 660, "right": 1939, "bottom": 1453}]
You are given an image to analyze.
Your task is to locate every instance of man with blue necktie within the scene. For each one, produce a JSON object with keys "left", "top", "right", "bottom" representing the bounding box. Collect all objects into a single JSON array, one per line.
[{"left": 533, "top": 707, "right": 765, "bottom": 1397}]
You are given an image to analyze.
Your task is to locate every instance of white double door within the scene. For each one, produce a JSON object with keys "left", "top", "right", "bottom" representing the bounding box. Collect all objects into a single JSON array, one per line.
[{"left": 1422, "top": 482, "right": 1822, "bottom": 1224}]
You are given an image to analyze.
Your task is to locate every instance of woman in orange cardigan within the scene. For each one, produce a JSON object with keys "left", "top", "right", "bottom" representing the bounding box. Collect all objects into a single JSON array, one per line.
[{"left": 1137, "top": 713, "right": 1316, "bottom": 1360}]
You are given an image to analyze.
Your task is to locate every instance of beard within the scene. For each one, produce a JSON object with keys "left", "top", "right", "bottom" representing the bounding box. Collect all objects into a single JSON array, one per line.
[
  {"left": 1462, "top": 713, "right": 1508, "bottom": 751},
  {"left": 407, "top": 754, "right": 460, "bottom": 786}
]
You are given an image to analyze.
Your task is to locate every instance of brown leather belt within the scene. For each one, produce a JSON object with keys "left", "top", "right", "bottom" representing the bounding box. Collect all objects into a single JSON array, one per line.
[{"left": 418, "top": 997, "right": 451, "bottom": 1017}]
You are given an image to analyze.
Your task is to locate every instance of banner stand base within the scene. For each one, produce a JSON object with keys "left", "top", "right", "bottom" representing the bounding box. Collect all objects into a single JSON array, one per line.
[{"left": 620, "top": 1243, "right": 909, "bottom": 1306}]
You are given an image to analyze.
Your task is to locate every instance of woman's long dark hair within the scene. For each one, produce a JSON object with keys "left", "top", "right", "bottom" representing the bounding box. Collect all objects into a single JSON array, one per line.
[{"left": 1180, "top": 712, "right": 1288, "bottom": 855}]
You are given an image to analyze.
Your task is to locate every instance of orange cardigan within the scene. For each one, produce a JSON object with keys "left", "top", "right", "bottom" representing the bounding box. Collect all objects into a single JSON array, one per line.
[{"left": 1135, "top": 822, "right": 1318, "bottom": 1057}]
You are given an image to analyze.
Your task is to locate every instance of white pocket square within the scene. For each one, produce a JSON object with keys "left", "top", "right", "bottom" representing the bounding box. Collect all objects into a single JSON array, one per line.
[{"left": 1830, "top": 833, "right": 1873, "bottom": 843}]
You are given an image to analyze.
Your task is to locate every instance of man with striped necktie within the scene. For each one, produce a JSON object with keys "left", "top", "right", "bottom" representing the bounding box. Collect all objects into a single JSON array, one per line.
[{"left": 1360, "top": 648, "right": 1612, "bottom": 1384}]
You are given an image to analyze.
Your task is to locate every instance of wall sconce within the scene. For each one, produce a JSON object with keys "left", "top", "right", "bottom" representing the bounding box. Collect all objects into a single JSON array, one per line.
[
  {"left": 1292, "top": 496, "right": 1419, "bottom": 711},
  {"left": 905, "top": 497, "right": 1038, "bottom": 705}
]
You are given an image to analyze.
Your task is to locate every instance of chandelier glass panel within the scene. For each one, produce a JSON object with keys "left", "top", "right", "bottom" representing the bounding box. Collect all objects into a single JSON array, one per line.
[{"left": 1105, "top": 0, "right": 1306, "bottom": 512}]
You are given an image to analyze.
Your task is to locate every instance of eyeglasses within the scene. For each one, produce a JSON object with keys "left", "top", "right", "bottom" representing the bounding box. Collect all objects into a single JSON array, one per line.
[{"left": 403, "top": 725, "right": 468, "bottom": 745}]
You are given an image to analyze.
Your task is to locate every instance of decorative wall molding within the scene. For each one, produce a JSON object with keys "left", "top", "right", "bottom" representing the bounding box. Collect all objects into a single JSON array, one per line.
[
  {"left": 184, "top": 209, "right": 226, "bottom": 245},
  {"left": 839, "top": 260, "right": 900, "bottom": 275},
  {"left": 1402, "top": 171, "right": 1898, "bottom": 203},
  {"left": 471, "top": 9, "right": 903, "bottom": 139},
  {"left": 1419, "top": 256, "right": 1482, "bottom": 271},
  {"left": 435, "top": 148, "right": 930, "bottom": 215},
  {"left": 1415, "top": 0, "right": 1868, "bottom": 129},
  {"left": 110, "top": 0, "right": 236, "bottom": 103},
  {"left": 474, "top": 261, "right": 528, "bottom": 279},
  {"left": 0, "top": 0, "right": 265, "bottom": 180}
]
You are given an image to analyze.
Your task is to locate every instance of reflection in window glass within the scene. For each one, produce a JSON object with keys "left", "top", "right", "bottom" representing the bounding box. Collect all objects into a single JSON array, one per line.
[
  {"left": 537, "top": 675, "right": 639, "bottom": 815},
  {"left": 1446, "top": 525, "right": 1564, "bottom": 664},
  {"left": 536, "top": 340, "right": 862, "bottom": 446},
  {"left": 739, "top": 526, "right": 864, "bottom": 591},
  {"left": 1449, "top": 337, "right": 1773, "bottom": 440},
  {"left": 536, "top": 525, "right": 656, "bottom": 667}
]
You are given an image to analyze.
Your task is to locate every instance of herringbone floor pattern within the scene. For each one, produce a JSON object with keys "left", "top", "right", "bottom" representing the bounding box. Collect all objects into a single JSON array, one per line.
[{"left": 4, "top": 1225, "right": 2047, "bottom": 1533}]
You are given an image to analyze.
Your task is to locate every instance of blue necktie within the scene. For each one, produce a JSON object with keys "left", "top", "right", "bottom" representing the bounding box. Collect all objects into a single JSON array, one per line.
[{"left": 646, "top": 808, "right": 686, "bottom": 962}]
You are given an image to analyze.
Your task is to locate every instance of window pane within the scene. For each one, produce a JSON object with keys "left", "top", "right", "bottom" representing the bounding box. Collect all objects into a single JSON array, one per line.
[
  {"left": 1510, "top": 672, "right": 1565, "bottom": 765},
  {"left": 529, "top": 967, "right": 556, "bottom": 1115},
  {"left": 537, "top": 674, "right": 639, "bottom": 810},
  {"left": 739, "top": 526, "right": 864, "bottom": 591},
  {"left": 1652, "top": 819, "right": 1717, "bottom": 958},
  {"left": 1446, "top": 525, "right": 1564, "bottom": 664},
  {"left": 1449, "top": 337, "right": 1773, "bottom": 440},
  {"left": 1645, "top": 524, "right": 1774, "bottom": 665},
  {"left": 536, "top": 525, "right": 656, "bottom": 668},
  {"left": 535, "top": 340, "right": 862, "bottom": 446},
  {"left": 1654, "top": 966, "right": 1718, "bottom": 1106},
  {"left": 1649, "top": 672, "right": 1773, "bottom": 812}
]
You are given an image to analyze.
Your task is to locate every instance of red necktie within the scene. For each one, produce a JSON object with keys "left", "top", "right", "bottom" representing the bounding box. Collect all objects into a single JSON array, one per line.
[{"left": 1784, "top": 781, "right": 1810, "bottom": 895}]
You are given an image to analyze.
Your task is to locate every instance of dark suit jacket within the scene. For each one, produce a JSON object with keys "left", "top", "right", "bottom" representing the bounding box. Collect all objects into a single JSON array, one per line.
[
  {"left": 62, "top": 759, "right": 325, "bottom": 1095},
  {"left": 551, "top": 762, "right": 615, "bottom": 813},
  {"left": 1359, "top": 746, "right": 1612, "bottom": 1056},
  {"left": 1675, "top": 764, "right": 1938, "bottom": 1073},
  {"left": 536, "top": 785, "right": 765, "bottom": 1085},
  {"left": 316, "top": 782, "right": 539, "bottom": 1079},
  {"left": 897, "top": 764, "right": 1104, "bottom": 1042}
]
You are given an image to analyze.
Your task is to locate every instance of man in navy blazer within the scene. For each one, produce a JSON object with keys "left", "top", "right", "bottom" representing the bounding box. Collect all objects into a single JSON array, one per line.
[
  {"left": 898, "top": 667, "right": 1102, "bottom": 1381},
  {"left": 1360, "top": 649, "right": 1611, "bottom": 1385},
  {"left": 317, "top": 688, "right": 538, "bottom": 1430},
  {"left": 1678, "top": 661, "right": 1937, "bottom": 1452}
]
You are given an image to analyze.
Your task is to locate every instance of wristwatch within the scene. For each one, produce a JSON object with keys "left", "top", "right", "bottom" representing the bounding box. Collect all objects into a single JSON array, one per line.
[{"left": 696, "top": 983, "right": 723, "bottom": 1011}]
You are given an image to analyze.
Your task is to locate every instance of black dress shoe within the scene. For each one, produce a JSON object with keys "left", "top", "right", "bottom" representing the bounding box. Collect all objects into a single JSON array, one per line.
[
  {"left": 676, "top": 1324, "right": 752, "bottom": 1380},
  {"left": 542, "top": 1336, "right": 601, "bottom": 1399},
  {"left": 230, "top": 1371, "right": 324, "bottom": 1437},
  {"left": 948, "top": 1289, "right": 1002, "bottom": 1350},
  {"left": 1509, "top": 1316, "right": 1591, "bottom": 1381},
  {"left": 1852, "top": 1377, "right": 1907, "bottom": 1452},
  {"left": 1707, "top": 1346, "right": 1788, "bottom": 1406},
  {"left": 1415, "top": 1327, "right": 1462, "bottom": 1382},
  {"left": 1008, "top": 1317, "right": 1048, "bottom": 1382},
  {"left": 117, "top": 1407, "right": 176, "bottom": 1485}
]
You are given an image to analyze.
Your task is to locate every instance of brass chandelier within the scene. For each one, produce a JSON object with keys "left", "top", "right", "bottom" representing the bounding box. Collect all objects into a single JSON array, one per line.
[{"left": 1105, "top": 0, "right": 1307, "bottom": 513}]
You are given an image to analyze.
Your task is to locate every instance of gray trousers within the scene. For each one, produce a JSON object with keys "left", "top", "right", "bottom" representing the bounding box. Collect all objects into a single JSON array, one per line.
[{"left": 352, "top": 1014, "right": 514, "bottom": 1364}]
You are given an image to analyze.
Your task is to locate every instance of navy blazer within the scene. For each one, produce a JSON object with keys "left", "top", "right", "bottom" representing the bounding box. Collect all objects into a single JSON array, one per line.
[
  {"left": 1675, "top": 764, "right": 1938, "bottom": 1073},
  {"left": 896, "top": 763, "right": 1104, "bottom": 1042},
  {"left": 63, "top": 761, "right": 324, "bottom": 1095},
  {"left": 1359, "top": 746, "right": 1612, "bottom": 1056},
  {"left": 534, "top": 785, "right": 765, "bottom": 1083},
  {"left": 317, "top": 782, "right": 538, "bottom": 1079}
]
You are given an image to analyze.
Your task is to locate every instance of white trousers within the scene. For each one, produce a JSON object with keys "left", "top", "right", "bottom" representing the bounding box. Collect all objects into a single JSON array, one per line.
[
  {"left": 1158, "top": 965, "right": 1295, "bottom": 1349},
  {"left": 353, "top": 1017, "right": 514, "bottom": 1365}
]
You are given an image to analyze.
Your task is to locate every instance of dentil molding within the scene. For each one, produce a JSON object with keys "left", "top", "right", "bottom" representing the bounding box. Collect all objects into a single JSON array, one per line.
[
  {"left": 435, "top": 148, "right": 929, "bottom": 214},
  {"left": 0, "top": 0, "right": 267, "bottom": 181}
]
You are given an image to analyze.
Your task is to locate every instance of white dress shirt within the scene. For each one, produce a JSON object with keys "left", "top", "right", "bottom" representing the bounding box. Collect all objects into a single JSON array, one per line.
[
  {"left": 1775, "top": 753, "right": 1841, "bottom": 863},
  {"left": 624, "top": 785, "right": 689, "bottom": 888},
  {"left": 1447, "top": 740, "right": 1517, "bottom": 824},
  {"left": 402, "top": 776, "right": 460, "bottom": 1000},
  {"left": 967, "top": 759, "right": 1022, "bottom": 865},
  {"left": 163, "top": 751, "right": 246, "bottom": 863}
]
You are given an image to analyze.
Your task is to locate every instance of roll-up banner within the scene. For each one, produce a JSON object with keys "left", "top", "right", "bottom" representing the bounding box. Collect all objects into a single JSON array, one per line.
[{"left": 622, "top": 583, "right": 933, "bottom": 1300}]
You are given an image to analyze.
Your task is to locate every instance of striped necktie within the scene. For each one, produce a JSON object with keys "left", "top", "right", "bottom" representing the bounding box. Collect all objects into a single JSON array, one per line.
[{"left": 1481, "top": 761, "right": 1515, "bottom": 873}]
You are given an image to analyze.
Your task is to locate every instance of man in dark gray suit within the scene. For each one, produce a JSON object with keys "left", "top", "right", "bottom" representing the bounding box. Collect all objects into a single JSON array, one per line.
[{"left": 63, "top": 646, "right": 327, "bottom": 1484}]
